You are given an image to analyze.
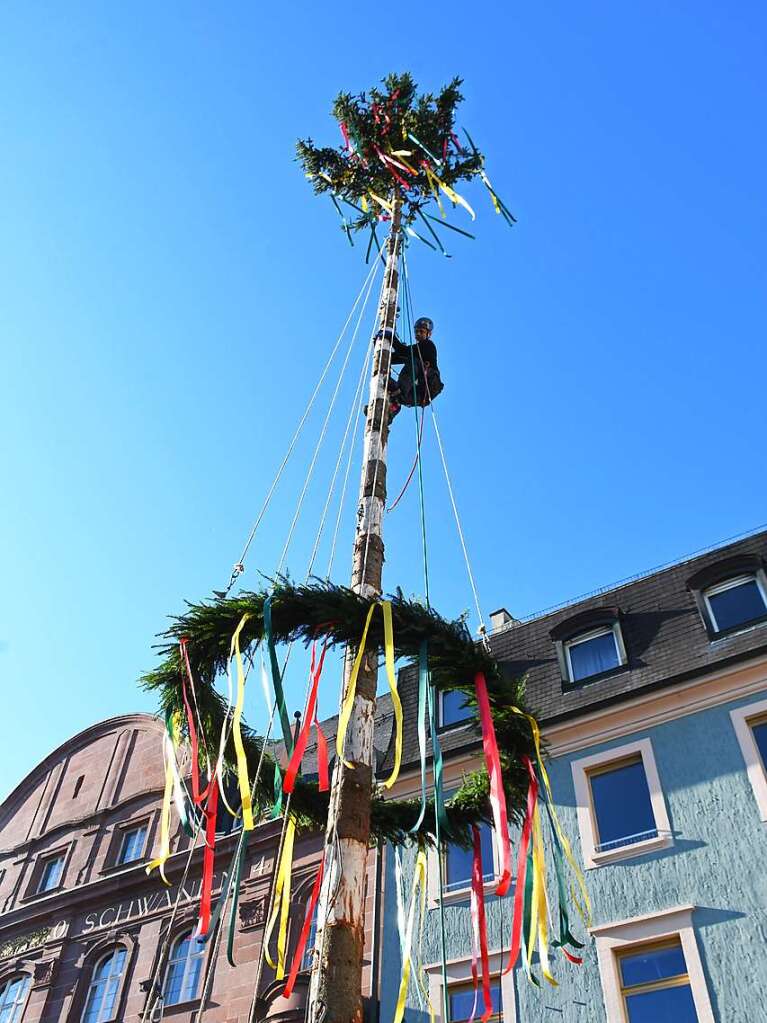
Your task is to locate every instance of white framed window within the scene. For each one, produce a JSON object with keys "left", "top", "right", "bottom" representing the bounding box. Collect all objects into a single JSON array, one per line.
[
  {"left": 572, "top": 738, "right": 672, "bottom": 868},
  {"left": 592, "top": 905, "right": 714, "bottom": 1022},
  {"left": 428, "top": 818, "right": 498, "bottom": 906},
  {"left": 564, "top": 624, "right": 624, "bottom": 684},
  {"left": 163, "top": 931, "right": 205, "bottom": 1006},
  {"left": 0, "top": 975, "right": 30, "bottom": 1023},
  {"left": 703, "top": 574, "right": 767, "bottom": 635},
  {"left": 730, "top": 695, "right": 767, "bottom": 821},
  {"left": 437, "top": 689, "right": 471, "bottom": 730},
  {"left": 424, "top": 951, "right": 515, "bottom": 1022},
  {"left": 37, "top": 853, "right": 66, "bottom": 893},
  {"left": 301, "top": 905, "right": 319, "bottom": 971},
  {"left": 116, "top": 824, "right": 148, "bottom": 865},
  {"left": 81, "top": 948, "right": 127, "bottom": 1023}
]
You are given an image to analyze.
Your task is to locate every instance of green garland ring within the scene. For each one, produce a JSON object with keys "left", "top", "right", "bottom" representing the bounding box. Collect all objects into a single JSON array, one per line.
[{"left": 140, "top": 578, "right": 534, "bottom": 848}]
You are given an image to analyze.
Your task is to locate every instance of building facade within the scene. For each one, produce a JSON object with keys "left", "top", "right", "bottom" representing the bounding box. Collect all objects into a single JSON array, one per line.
[
  {"left": 0, "top": 712, "right": 381, "bottom": 1022},
  {"left": 378, "top": 529, "right": 767, "bottom": 1023},
  {"left": 4, "top": 529, "right": 767, "bottom": 1022}
]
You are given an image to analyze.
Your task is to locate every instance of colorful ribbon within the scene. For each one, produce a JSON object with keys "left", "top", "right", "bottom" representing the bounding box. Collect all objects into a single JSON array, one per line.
[
  {"left": 283, "top": 852, "right": 326, "bottom": 997},
  {"left": 264, "top": 818, "right": 296, "bottom": 980},
  {"left": 392, "top": 847, "right": 428, "bottom": 1023},
  {"left": 474, "top": 672, "right": 511, "bottom": 895},
  {"left": 504, "top": 756, "right": 537, "bottom": 974},
  {"left": 263, "top": 595, "right": 295, "bottom": 754},
  {"left": 511, "top": 708, "right": 591, "bottom": 925},
  {"left": 196, "top": 781, "right": 219, "bottom": 937},
  {"left": 336, "top": 603, "right": 377, "bottom": 768},
  {"left": 408, "top": 640, "right": 429, "bottom": 833},
  {"left": 427, "top": 647, "right": 450, "bottom": 838},
  {"left": 381, "top": 601, "right": 403, "bottom": 789},
  {"left": 179, "top": 638, "right": 211, "bottom": 806},
  {"left": 471, "top": 825, "right": 494, "bottom": 1021},
  {"left": 284, "top": 637, "right": 329, "bottom": 794},
  {"left": 230, "top": 613, "right": 254, "bottom": 831}
]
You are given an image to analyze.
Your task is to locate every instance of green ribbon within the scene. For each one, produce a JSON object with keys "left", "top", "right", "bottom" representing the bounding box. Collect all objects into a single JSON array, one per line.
[
  {"left": 270, "top": 761, "right": 284, "bottom": 820},
  {"left": 415, "top": 208, "right": 451, "bottom": 258},
  {"left": 263, "top": 596, "right": 294, "bottom": 755},
  {"left": 407, "top": 131, "right": 443, "bottom": 167},
  {"left": 425, "top": 646, "right": 450, "bottom": 839},
  {"left": 165, "top": 706, "right": 196, "bottom": 837},
  {"left": 227, "top": 835, "right": 250, "bottom": 966},
  {"left": 408, "top": 641, "right": 430, "bottom": 834},
  {"left": 522, "top": 840, "right": 540, "bottom": 987},
  {"left": 537, "top": 773, "right": 584, "bottom": 952},
  {"left": 425, "top": 213, "right": 476, "bottom": 240}
]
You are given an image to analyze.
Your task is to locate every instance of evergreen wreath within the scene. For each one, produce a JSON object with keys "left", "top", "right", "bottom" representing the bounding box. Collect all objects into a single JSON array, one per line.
[{"left": 141, "top": 579, "right": 535, "bottom": 848}]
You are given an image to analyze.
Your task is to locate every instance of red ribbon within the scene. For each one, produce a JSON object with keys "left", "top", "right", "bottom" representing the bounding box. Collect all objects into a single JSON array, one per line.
[
  {"left": 504, "top": 755, "right": 538, "bottom": 973},
  {"left": 315, "top": 720, "right": 329, "bottom": 792},
  {"left": 180, "top": 638, "right": 211, "bottom": 806},
  {"left": 340, "top": 121, "right": 351, "bottom": 152},
  {"left": 283, "top": 638, "right": 329, "bottom": 794},
  {"left": 196, "top": 781, "right": 219, "bottom": 937},
  {"left": 283, "top": 852, "right": 325, "bottom": 998},
  {"left": 561, "top": 947, "right": 583, "bottom": 965},
  {"left": 474, "top": 672, "right": 512, "bottom": 896},
  {"left": 471, "top": 825, "right": 494, "bottom": 1022}
]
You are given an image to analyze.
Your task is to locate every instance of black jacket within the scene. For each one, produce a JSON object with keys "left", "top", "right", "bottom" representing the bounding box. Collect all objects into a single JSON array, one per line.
[{"left": 390, "top": 335, "right": 439, "bottom": 373}]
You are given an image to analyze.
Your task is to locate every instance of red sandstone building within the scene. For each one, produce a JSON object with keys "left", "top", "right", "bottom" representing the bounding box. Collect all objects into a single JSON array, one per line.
[{"left": 0, "top": 713, "right": 381, "bottom": 1022}]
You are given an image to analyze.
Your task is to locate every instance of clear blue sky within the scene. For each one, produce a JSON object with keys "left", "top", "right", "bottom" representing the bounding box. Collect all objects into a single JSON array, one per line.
[{"left": 2, "top": 3, "right": 765, "bottom": 794}]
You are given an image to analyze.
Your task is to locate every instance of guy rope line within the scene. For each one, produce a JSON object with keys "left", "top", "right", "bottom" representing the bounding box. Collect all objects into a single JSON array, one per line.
[
  {"left": 224, "top": 257, "right": 381, "bottom": 595},
  {"left": 276, "top": 259, "right": 380, "bottom": 575},
  {"left": 402, "top": 250, "right": 490, "bottom": 645}
]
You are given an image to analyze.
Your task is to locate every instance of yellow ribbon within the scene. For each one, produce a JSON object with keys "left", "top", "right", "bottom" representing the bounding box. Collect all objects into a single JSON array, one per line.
[
  {"left": 361, "top": 195, "right": 369, "bottom": 213},
  {"left": 368, "top": 191, "right": 394, "bottom": 214},
  {"left": 336, "top": 604, "right": 377, "bottom": 768},
  {"left": 393, "top": 848, "right": 428, "bottom": 1023},
  {"left": 231, "top": 613, "right": 254, "bottom": 830},
  {"left": 532, "top": 803, "right": 557, "bottom": 986},
  {"left": 421, "top": 163, "right": 446, "bottom": 218},
  {"left": 414, "top": 851, "right": 436, "bottom": 1023},
  {"left": 263, "top": 817, "right": 296, "bottom": 979},
  {"left": 421, "top": 163, "right": 476, "bottom": 220},
  {"left": 512, "top": 708, "right": 592, "bottom": 925},
  {"left": 381, "top": 601, "right": 403, "bottom": 789},
  {"left": 146, "top": 718, "right": 180, "bottom": 885}
]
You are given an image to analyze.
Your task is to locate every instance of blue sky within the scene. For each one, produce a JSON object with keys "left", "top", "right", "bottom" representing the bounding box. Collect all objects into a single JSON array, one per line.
[{"left": 2, "top": 3, "right": 765, "bottom": 794}]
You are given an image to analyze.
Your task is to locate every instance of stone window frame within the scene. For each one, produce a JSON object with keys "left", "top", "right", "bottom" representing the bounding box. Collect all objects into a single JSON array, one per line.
[
  {"left": 591, "top": 905, "right": 714, "bottom": 1023},
  {"left": 571, "top": 737, "right": 673, "bottom": 868},
  {"left": 0, "top": 970, "right": 32, "bottom": 1023},
  {"left": 550, "top": 607, "right": 628, "bottom": 688},
  {"left": 687, "top": 554, "right": 767, "bottom": 640},
  {"left": 101, "top": 815, "right": 153, "bottom": 874},
  {"left": 423, "top": 950, "right": 516, "bottom": 1022},
  {"left": 23, "top": 841, "right": 75, "bottom": 901},
  {"left": 68, "top": 935, "right": 137, "bottom": 1023},
  {"left": 159, "top": 924, "right": 208, "bottom": 1012},
  {"left": 730, "top": 695, "right": 767, "bottom": 822}
]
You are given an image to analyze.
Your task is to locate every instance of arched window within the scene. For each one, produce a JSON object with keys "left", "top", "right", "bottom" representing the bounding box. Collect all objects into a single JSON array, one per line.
[
  {"left": 81, "top": 948, "right": 127, "bottom": 1023},
  {"left": 0, "top": 975, "right": 30, "bottom": 1023},
  {"left": 164, "top": 931, "right": 205, "bottom": 1006}
]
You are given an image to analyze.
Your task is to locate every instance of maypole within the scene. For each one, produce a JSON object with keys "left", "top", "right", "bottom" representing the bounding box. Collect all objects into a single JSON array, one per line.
[
  {"left": 140, "top": 70, "right": 595, "bottom": 1023},
  {"left": 307, "top": 198, "right": 402, "bottom": 1023}
]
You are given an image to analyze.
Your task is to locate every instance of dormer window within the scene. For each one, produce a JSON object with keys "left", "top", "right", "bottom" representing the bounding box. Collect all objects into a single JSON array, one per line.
[
  {"left": 688, "top": 555, "right": 767, "bottom": 639},
  {"left": 704, "top": 575, "right": 767, "bottom": 634},
  {"left": 551, "top": 607, "right": 628, "bottom": 686},
  {"left": 565, "top": 626, "right": 621, "bottom": 683}
]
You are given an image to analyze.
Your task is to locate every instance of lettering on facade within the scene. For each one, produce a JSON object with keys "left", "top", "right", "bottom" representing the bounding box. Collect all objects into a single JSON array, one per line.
[{"left": 80, "top": 855, "right": 267, "bottom": 935}]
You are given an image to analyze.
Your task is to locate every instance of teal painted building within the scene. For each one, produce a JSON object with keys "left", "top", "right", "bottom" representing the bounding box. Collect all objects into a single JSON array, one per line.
[{"left": 374, "top": 530, "right": 767, "bottom": 1023}]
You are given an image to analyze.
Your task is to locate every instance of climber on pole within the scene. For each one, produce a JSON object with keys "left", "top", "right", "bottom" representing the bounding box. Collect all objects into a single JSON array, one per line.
[{"left": 374, "top": 316, "right": 444, "bottom": 422}]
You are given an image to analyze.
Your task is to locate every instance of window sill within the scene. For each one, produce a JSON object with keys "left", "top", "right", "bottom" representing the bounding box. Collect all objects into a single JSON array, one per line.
[
  {"left": 708, "top": 616, "right": 767, "bottom": 642},
  {"left": 563, "top": 664, "right": 629, "bottom": 690},
  {"left": 432, "top": 878, "right": 501, "bottom": 907},
  {"left": 162, "top": 998, "right": 201, "bottom": 1016},
  {"left": 587, "top": 833, "right": 672, "bottom": 869},
  {"left": 436, "top": 719, "right": 474, "bottom": 736}
]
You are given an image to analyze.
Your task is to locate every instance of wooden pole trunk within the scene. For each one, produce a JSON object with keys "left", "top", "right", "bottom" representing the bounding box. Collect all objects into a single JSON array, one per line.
[{"left": 307, "top": 200, "right": 402, "bottom": 1023}]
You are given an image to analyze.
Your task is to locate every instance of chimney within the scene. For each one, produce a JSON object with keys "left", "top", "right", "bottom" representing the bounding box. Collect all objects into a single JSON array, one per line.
[{"left": 489, "top": 607, "right": 519, "bottom": 633}]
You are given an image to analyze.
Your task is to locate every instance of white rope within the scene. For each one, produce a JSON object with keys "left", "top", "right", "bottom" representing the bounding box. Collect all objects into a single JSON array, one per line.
[
  {"left": 401, "top": 250, "right": 489, "bottom": 641},
  {"left": 309, "top": 338, "right": 374, "bottom": 577},
  {"left": 224, "top": 257, "right": 381, "bottom": 593},
  {"left": 276, "top": 260, "right": 381, "bottom": 576},
  {"left": 326, "top": 344, "right": 371, "bottom": 579}
]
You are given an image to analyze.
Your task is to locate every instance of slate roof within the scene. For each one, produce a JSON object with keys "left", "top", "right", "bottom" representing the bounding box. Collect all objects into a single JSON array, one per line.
[{"left": 306, "top": 530, "right": 767, "bottom": 780}]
